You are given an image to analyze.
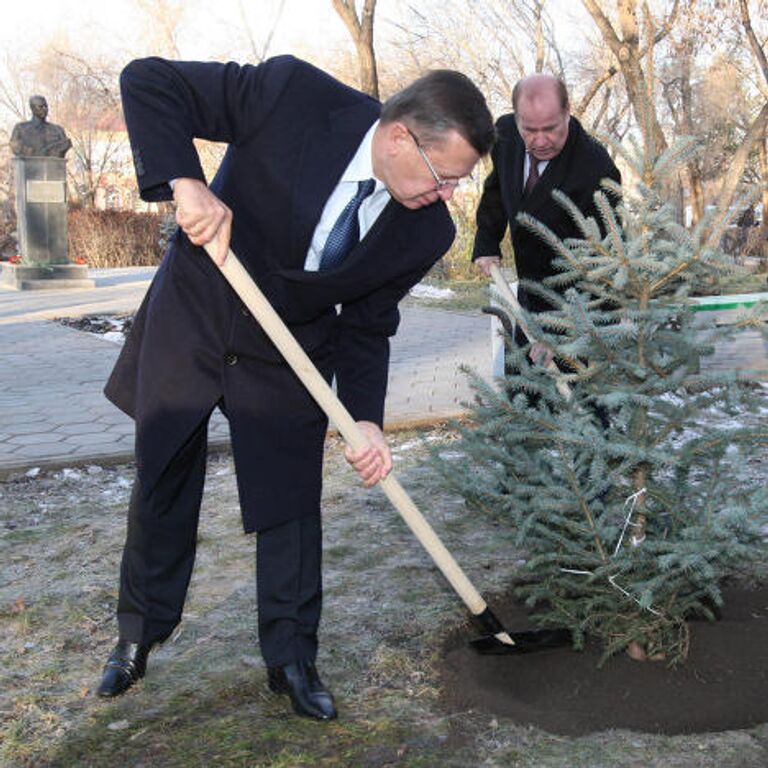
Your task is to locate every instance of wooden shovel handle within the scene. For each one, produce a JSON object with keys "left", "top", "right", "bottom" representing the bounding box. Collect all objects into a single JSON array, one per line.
[
  {"left": 208, "top": 245, "right": 489, "bottom": 617},
  {"left": 489, "top": 264, "right": 572, "bottom": 401}
]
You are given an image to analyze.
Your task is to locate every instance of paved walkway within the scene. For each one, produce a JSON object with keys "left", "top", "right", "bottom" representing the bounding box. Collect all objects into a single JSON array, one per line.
[
  {"left": 0, "top": 269, "right": 491, "bottom": 478},
  {"left": 1, "top": 268, "right": 766, "bottom": 478}
]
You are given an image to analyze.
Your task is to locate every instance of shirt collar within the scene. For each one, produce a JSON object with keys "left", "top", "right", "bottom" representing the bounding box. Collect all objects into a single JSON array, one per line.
[{"left": 341, "top": 120, "right": 385, "bottom": 193}]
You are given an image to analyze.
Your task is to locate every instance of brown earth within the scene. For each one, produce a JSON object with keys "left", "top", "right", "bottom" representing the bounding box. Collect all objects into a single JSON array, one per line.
[{"left": 439, "top": 585, "right": 768, "bottom": 736}]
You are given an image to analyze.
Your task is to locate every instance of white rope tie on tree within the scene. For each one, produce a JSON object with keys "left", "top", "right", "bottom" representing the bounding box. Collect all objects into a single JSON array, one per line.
[
  {"left": 607, "top": 574, "right": 663, "bottom": 617},
  {"left": 560, "top": 487, "right": 662, "bottom": 616},
  {"left": 613, "top": 487, "right": 647, "bottom": 555}
]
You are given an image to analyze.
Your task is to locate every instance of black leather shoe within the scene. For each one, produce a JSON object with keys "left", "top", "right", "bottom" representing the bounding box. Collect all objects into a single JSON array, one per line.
[
  {"left": 96, "top": 640, "right": 150, "bottom": 698},
  {"left": 267, "top": 659, "right": 337, "bottom": 720}
]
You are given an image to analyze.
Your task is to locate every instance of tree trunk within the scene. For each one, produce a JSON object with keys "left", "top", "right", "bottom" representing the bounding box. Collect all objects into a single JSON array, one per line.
[
  {"left": 354, "top": 38, "right": 378, "bottom": 98},
  {"left": 534, "top": 0, "right": 545, "bottom": 73},
  {"left": 704, "top": 101, "right": 768, "bottom": 251},
  {"left": 757, "top": 132, "right": 768, "bottom": 263},
  {"left": 679, "top": 49, "right": 704, "bottom": 225},
  {"left": 581, "top": 0, "right": 668, "bottom": 153},
  {"left": 331, "top": 0, "right": 379, "bottom": 99},
  {"left": 739, "top": 0, "right": 768, "bottom": 264}
]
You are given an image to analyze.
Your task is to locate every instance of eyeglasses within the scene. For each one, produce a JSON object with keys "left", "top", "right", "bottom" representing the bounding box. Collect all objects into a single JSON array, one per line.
[{"left": 406, "top": 127, "right": 471, "bottom": 190}]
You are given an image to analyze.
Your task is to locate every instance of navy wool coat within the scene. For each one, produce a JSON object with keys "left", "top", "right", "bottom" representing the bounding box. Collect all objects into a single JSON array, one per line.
[
  {"left": 106, "top": 56, "right": 455, "bottom": 532},
  {"left": 473, "top": 114, "right": 620, "bottom": 314}
]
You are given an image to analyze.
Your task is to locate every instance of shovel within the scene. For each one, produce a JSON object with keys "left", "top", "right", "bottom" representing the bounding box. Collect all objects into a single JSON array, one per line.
[
  {"left": 489, "top": 264, "right": 572, "bottom": 401},
  {"left": 204, "top": 243, "right": 570, "bottom": 655}
]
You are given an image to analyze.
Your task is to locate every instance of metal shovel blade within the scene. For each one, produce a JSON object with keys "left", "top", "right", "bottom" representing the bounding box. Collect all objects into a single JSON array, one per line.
[
  {"left": 470, "top": 627, "right": 573, "bottom": 655},
  {"left": 470, "top": 606, "right": 572, "bottom": 655}
]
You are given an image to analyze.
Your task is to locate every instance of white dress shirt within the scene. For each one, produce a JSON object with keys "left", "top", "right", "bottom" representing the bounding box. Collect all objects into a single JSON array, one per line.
[{"left": 304, "top": 120, "right": 391, "bottom": 271}]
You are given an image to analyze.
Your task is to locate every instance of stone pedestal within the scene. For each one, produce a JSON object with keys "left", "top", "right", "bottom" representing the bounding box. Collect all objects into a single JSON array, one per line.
[
  {"left": 3, "top": 156, "right": 94, "bottom": 290},
  {"left": 1, "top": 262, "right": 94, "bottom": 290}
]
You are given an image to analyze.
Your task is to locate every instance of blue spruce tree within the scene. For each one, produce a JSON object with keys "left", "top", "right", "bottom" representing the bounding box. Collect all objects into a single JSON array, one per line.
[{"left": 447, "top": 131, "right": 768, "bottom": 664}]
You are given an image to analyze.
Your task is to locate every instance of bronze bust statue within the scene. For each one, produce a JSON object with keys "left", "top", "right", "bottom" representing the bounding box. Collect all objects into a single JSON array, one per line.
[{"left": 10, "top": 95, "right": 72, "bottom": 158}]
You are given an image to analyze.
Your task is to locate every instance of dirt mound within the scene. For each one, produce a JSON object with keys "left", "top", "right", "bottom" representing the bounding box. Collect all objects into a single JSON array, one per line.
[{"left": 439, "top": 586, "right": 768, "bottom": 736}]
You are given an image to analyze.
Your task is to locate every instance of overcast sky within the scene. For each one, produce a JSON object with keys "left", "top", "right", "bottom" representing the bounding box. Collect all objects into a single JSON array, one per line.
[
  {"left": 0, "top": 0, "right": 398, "bottom": 62},
  {"left": 0, "top": 0, "right": 591, "bottom": 64},
  {"left": 0, "top": 0, "right": 594, "bottom": 126}
]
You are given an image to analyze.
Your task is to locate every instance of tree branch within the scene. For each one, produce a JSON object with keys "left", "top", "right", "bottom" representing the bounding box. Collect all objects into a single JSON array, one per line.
[
  {"left": 573, "top": 66, "right": 617, "bottom": 119},
  {"left": 739, "top": 0, "right": 768, "bottom": 87}
]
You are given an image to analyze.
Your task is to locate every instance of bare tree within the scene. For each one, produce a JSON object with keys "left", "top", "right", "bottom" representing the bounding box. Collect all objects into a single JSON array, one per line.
[
  {"left": 581, "top": 0, "right": 768, "bottom": 243},
  {"left": 580, "top": 0, "right": 680, "bottom": 153},
  {"left": 24, "top": 45, "right": 127, "bottom": 208},
  {"left": 0, "top": 53, "right": 33, "bottom": 124},
  {"left": 738, "top": 0, "right": 768, "bottom": 258},
  {"left": 572, "top": 66, "right": 618, "bottom": 120},
  {"left": 233, "top": 0, "right": 288, "bottom": 63},
  {"left": 331, "top": 0, "right": 379, "bottom": 98},
  {"left": 0, "top": 53, "right": 35, "bottom": 232},
  {"left": 390, "top": 0, "right": 568, "bottom": 113},
  {"left": 136, "top": 0, "right": 185, "bottom": 58}
]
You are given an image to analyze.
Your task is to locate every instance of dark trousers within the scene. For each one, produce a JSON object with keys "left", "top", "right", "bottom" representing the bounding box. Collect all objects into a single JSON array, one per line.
[{"left": 116, "top": 416, "right": 323, "bottom": 667}]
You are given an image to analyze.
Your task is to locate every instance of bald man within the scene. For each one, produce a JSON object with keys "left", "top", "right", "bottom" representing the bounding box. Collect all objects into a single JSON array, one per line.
[{"left": 473, "top": 74, "right": 620, "bottom": 360}]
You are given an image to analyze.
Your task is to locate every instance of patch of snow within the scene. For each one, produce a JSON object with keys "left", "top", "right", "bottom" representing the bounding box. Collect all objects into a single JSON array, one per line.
[
  {"left": 409, "top": 283, "right": 455, "bottom": 300},
  {"left": 101, "top": 331, "right": 125, "bottom": 345},
  {"left": 392, "top": 433, "right": 445, "bottom": 454},
  {"left": 392, "top": 438, "right": 423, "bottom": 453},
  {"left": 438, "top": 450, "right": 466, "bottom": 461},
  {"left": 25, "top": 467, "right": 40, "bottom": 478}
]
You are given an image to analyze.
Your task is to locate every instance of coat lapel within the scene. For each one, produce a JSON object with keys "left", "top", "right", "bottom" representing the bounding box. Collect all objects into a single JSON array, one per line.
[
  {"left": 507, "top": 135, "right": 527, "bottom": 215},
  {"left": 289, "top": 99, "right": 380, "bottom": 266}
]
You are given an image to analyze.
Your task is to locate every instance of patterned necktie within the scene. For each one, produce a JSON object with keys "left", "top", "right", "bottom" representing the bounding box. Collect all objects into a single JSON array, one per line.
[
  {"left": 319, "top": 178, "right": 376, "bottom": 272},
  {"left": 525, "top": 153, "right": 540, "bottom": 196}
]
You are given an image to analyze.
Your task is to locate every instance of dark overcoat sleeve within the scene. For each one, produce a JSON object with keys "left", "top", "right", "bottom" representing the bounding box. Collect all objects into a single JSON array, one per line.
[
  {"left": 472, "top": 117, "right": 510, "bottom": 259},
  {"left": 119, "top": 55, "right": 298, "bottom": 201}
]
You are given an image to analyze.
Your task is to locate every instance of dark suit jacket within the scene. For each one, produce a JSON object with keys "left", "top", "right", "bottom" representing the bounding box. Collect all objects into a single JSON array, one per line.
[
  {"left": 106, "top": 56, "right": 455, "bottom": 531},
  {"left": 473, "top": 114, "right": 620, "bottom": 314}
]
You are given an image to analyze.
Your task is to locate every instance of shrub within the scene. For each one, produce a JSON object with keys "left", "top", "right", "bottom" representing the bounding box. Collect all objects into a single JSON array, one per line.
[
  {"left": 428, "top": 183, "right": 515, "bottom": 284},
  {"left": 68, "top": 208, "right": 175, "bottom": 268}
]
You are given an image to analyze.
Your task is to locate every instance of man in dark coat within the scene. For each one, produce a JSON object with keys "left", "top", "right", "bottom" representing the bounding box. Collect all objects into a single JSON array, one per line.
[
  {"left": 473, "top": 73, "right": 620, "bottom": 365},
  {"left": 95, "top": 55, "right": 494, "bottom": 720}
]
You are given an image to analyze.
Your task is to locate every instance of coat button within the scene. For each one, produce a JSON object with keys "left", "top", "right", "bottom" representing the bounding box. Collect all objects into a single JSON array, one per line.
[
  {"left": 240, "top": 305, "right": 250, "bottom": 317},
  {"left": 225, "top": 353, "right": 238, "bottom": 366}
]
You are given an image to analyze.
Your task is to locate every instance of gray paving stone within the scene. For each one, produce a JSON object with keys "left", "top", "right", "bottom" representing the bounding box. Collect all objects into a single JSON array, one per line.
[
  {"left": 12, "top": 444, "right": 72, "bottom": 459},
  {"left": 52, "top": 419, "right": 111, "bottom": 432},
  {"left": 9, "top": 432, "right": 67, "bottom": 446},
  {"left": 2, "top": 414, "right": 51, "bottom": 428},
  {"left": 60, "top": 431, "right": 131, "bottom": 446}
]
